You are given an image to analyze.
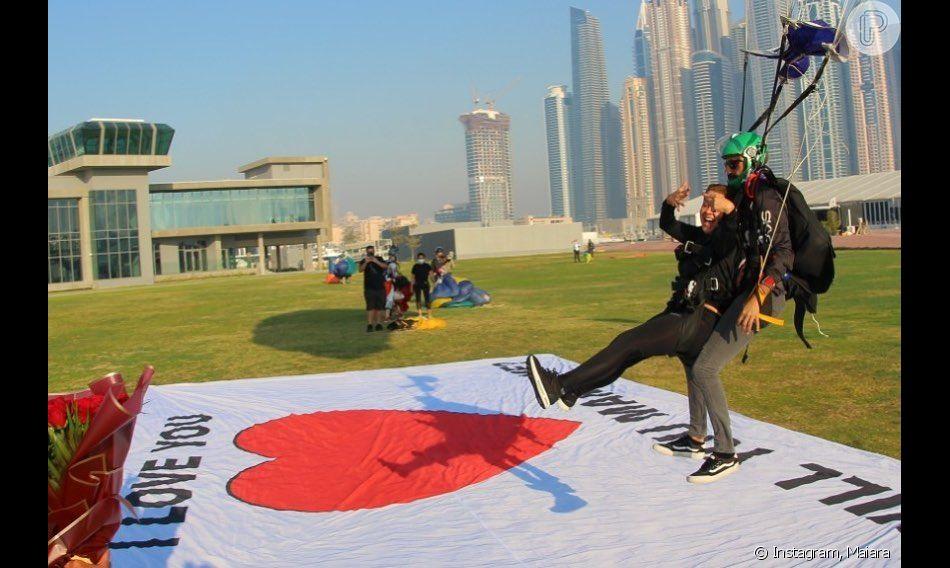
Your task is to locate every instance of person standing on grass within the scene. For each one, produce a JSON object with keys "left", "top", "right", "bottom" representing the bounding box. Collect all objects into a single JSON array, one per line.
[
  {"left": 359, "top": 245, "right": 388, "bottom": 332},
  {"left": 411, "top": 252, "right": 433, "bottom": 318},
  {"left": 587, "top": 239, "right": 595, "bottom": 259},
  {"left": 572, "top": 240, "right": 581, "bottom": 263}
]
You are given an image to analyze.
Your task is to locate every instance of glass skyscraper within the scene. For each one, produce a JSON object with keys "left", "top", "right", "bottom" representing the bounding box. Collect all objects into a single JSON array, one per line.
[
  {"left": 747, "top": 0, "right": 804, "bottom": 178},
  {"left": 570, "top": 7, "right": 610, "bottom": 228},
  {"left": 800, "top": 0, "right": 854, "bottom": 181},
  {"left": 691, "top": 51, "right": 739, "bottom": 190},
  {"left": 642, "top": 0, "right": 695, "bottom": 198},
  {"left": 543, "top": 85, "right": 574, "bottom": 218}
]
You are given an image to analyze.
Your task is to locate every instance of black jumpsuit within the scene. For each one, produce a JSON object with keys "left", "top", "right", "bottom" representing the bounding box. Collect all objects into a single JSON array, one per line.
[{"left": 559, "top": 202, "right": 743, "bottom": 398}]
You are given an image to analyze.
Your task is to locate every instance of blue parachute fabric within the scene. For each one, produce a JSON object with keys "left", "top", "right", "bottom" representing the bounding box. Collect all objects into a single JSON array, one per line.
[
  {"left": 458, "top": 280, "right": 474, "bottom": 297},
  {"left": 331, "top": 258, "right": 349, "bottom": 277},
  {"left": 443, "top": 300, "right": 475, "bottom": 308},
  {"left": 786, "top": 20, "right": 835, "bottom": 58},
  {"left": 345, "top": 258, "right": 357, "bottom": 276},
  {"left": 432, "top": 274, "right": 460, "bottom": 299},
  {"left": 468, "top": 288, "right": 491, "bottom": 306}
]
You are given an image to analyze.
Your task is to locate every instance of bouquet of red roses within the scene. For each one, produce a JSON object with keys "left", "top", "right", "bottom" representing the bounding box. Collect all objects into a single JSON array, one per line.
[{"left": 48, "top": 367, "right": 153, "bottom": 567}]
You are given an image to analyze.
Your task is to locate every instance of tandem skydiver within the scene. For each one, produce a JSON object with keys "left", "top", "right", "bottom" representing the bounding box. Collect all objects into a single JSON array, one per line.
[
  {"left": 671, "top": 131, "right": 793, "bottom": 483},
  {"left": 525, "top": 182, "right": 746, "bottom": 475}
]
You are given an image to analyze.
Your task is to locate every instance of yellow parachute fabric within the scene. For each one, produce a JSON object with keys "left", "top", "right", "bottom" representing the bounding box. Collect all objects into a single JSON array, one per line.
[
  {"left": 405, "top": 317, "right": 447, "bottom": 330},
  {"left": 431, "top": 297, "right": 453, "bottom": 309}
]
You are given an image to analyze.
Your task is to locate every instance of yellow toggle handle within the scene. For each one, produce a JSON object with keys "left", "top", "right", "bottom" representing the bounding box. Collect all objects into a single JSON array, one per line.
[{"left": 758, "top": 313, "right": 784, "bottom": 326}]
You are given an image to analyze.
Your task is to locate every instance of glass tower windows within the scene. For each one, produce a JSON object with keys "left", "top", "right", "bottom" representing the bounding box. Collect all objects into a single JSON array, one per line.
[
  {"left": 150, "top": 187, "right": 315, "bottom": 231},
  {"left": 89, "top": 190, "right": 142, "bottom": 280},
  {"left": 48, "top": 199, "right": 82, "bottom": 284},
  {"left": 48, "top": 121, "right": 174, "bottom": 166}
]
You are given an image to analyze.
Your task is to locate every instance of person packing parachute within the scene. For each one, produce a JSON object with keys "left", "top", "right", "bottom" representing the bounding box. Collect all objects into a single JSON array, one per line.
[{"left": 525, "top": 183, "right": 747, "bottom": 469}]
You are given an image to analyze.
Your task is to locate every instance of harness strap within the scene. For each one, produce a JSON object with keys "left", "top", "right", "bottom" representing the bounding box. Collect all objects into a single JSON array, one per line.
[
  {"left": 794, "top": 297, "right": 813, "bottom": 349},
  {"left": 764, "top": 55, "right": 831, "bottom": 138}
]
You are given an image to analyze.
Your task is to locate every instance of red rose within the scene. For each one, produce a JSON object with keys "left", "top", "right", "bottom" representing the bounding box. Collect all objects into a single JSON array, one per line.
[
  {"left": 48, "top": 398, "right": 68, "bottom": 429},
  {"left": 75, "top": 394, "right": 105, "bottom": 424}
]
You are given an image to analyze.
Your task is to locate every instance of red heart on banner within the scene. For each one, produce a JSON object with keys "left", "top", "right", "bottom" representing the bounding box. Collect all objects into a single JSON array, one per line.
[{"left": 227, "top": 410, "right": 580, "bottom": 512}]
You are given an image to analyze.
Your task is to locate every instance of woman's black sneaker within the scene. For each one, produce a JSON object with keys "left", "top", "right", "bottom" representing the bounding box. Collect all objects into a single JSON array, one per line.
[
  {"left": 557, "top": 391, "right": 578, "bottom": 411},
  {"left": 526, "top": 355, "right": 563, "bottom": 409},
  {"left": 687, "top": 452, "right": 740, "bottom": 484},
  {"left": 652, "top": 434, "right": 706, "bottom": 460},
  {"left": 367, "top": 324, "right": 374, "bottom": 333}
]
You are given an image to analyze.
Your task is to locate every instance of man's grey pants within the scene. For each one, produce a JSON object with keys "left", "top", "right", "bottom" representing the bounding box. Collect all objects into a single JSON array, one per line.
[{"left": 685, "top": 292, "right": 786, "bottom": 455}]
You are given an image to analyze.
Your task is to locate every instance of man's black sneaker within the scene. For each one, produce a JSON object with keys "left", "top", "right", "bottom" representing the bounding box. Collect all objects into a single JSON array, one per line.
[
  {"left": 375, "top": 324, "right": 384, "bottom": 331},
  {"left": 652, "top": 434, "right": 706, "bottom": 460},
  {"left": 367, "top": 324, "right": 374, "bottom": 333},
  {"left": 687, "top": 452, "right": 740, "bottom": 484},
  {"left": 526, "top": 355, "right": 562, "bottom": 409}
]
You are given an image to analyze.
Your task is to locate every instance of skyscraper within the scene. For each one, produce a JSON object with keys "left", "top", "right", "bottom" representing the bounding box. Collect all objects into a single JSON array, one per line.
[
  {"left": 747, "top": 0, "right": 803, "bottom": 178},
  {"left": 633, "top": 3, "right": 663, "bottom": 213},
  {"left": 885, "top": 37, "right": 901, "bottom": 169},
  {"left": 691, "top": 51, "right": 739, "bottom": 190},
  {"left": 799, "top": 0, "right": 853, "bottom": 180},
  {"left": 603, "top": 102, "right": 628, "bottom": 219},
  {"left": 543, "top": 85, "right": 573, "bottom": 218},
  {"left": 642, "top": 0, "right": 695, "bottom": 198},
  {"left": 849, "top": 43, "right": 897, "bottom": 174},
  {"left": 633, "top": 3, "right": 652, "bottom": 79},
  {"left": 693, "top": 0, "right": 732, "bottom": 54},
  {"left": 729, "top": 21, "right": 754, "bottom": 129},
  {"left": 459, "top": 107, "right": 514, "bottom": 223},
  {"left": 620, "top": 76, "right": 656, "bottom": 233},
  {"left": 570, "top": 7, "right": 610, "bottom": 228}
]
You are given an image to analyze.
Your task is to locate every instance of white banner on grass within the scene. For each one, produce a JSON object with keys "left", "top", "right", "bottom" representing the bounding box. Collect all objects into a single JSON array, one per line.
[{"left": 110, "top": 355, "right": 900, "bottom": 567}]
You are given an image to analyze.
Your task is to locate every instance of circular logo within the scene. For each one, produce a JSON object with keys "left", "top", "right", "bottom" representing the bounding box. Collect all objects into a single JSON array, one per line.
[{"left": 845, "top": 0, "right": 901, "bottom": 56}]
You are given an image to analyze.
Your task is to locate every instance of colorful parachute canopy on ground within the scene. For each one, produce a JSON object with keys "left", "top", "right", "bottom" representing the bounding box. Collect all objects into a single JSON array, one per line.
[
  {"left": 330, "top": 257, "right": 357, "bottom": 278},
  {"left": 431, "top": 274, "right": 491, "bottom": 308}
]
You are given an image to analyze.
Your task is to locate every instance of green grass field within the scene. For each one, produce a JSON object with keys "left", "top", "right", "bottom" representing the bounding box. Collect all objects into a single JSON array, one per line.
[{"left": 48, "top": 249, "right": 901, "bottom": 458}]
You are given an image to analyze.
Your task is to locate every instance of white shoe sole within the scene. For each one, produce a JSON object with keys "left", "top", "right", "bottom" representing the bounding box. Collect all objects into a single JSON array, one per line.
[
  {"left": 652, "top": 443, "right": 706, "bottom": 460},
  {"left": 556, "top": 399, "right": 571, "bottom": 411},
  {"left": 687, "top": 463, "right": 740, "bottom": 484},
  {"left": 527, "top": 356, "right": 551, "bottom": 409}
]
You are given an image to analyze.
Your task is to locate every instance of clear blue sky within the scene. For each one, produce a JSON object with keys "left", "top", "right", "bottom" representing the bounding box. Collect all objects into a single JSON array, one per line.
[{"left": 48, "top": 0, "right": 896, "bottom": 220}]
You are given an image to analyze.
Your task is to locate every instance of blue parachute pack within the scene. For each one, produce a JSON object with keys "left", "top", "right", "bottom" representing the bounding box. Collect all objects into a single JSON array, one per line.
[{"left": 431, "top": 274, "right": 491, "bottom": 308}]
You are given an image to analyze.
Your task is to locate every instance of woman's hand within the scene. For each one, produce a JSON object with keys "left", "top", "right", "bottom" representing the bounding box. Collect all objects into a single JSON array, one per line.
[
  {"left": 666, "top": 182, "right": 690, "bottom": 208},
  {"left": 738, "top": 294, "right": 761, "bottom": 335}
]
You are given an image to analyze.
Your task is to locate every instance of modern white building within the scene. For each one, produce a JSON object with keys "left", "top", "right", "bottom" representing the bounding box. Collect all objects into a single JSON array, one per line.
[{"left": 543, "top": 85, "right": 574, "bottom": 218}]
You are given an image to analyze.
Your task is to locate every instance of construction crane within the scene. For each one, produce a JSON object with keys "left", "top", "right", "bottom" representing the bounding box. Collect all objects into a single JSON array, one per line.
[{"left": 469, "top": 76, "right": 523, "bottom": 111}]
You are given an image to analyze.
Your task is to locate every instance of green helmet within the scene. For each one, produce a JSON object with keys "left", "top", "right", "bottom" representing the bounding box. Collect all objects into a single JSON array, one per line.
[{"left": 721, "top": 131, "right": 767, "bottom": 191}]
